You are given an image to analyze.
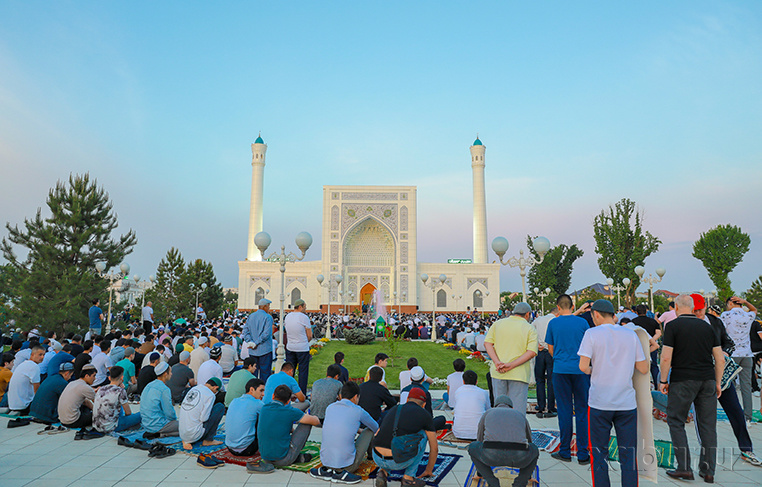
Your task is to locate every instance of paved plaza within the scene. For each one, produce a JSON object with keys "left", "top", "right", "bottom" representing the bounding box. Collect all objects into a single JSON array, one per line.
[{"left": 2, "top": 390, "right": 762, "bottom": 487}]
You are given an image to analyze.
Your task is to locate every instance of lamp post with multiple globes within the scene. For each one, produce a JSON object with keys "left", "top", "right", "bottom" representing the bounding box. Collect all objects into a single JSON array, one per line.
[
  {"left": 606, "top": 278, "right": 630, "bottom": 309},
  {"left": 95, "top": 262, "right": 130, "bottom": 333},
  {"left": 421, "top": 273, "right": 447, "bottom": 341},
  {"left": 533, "top": 287, "right": 551, "bottom": 315},
  {"left": 491, "top": 236, "right": 551, "bottom": 302},
  {"left": 635, "top": 266, "right": 666, "bottom": 312}
]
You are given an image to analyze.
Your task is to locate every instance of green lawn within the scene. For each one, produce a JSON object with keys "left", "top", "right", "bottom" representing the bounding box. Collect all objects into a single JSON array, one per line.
[{"left": 306, "top": 340, "right": 492, "bottom": 390}]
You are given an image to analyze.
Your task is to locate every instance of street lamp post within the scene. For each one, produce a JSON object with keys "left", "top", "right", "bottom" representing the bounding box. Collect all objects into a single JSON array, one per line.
[
  {"left": 491, "top": 236, "right": 551, "bottom": 302},
  {"left": 316, "top": 274, "right": 331, "bottom": 338},
  {"left": 533, "top": 287, "right": 551, "bottom": 315},
  {"left": 606, "top": 278, "right": 630, "bottom": 309},
  {"left": 421, "top": 273, "right": 446, "bottom": 341},
  {"left": 452, "top": 294, "right": 463, "bottom": 314},
  {"left": 635, "top": 266, "right": 666, "bottom": 312},
  {"left": 189, "top": 282, "right": 207, "bottom": 320},
  {"left": 95, "top": 262, "right": 130, "bottom": 334},
  {"left": 132, "top": 275, "right": 156, "bottom": 309},
  {"left": 255, "top": 230, "right": 313, "bottom": 372}
]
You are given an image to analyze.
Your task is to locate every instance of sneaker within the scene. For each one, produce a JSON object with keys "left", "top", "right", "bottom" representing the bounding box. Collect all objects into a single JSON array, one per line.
[
  {"left": 551, "top": 452, "right": 572, "bottom": 462},
  {"left": 544, "top": 411, "right": 558, "bottom": 418},
  {"left": 197, "top": 454, "right": 222, "bottom": 469},
  {"left": 578, "top": 457, "right": 591, "bottom": 465},
  {"left": 741, "top": 451, "right": 762, "bottom": 466},
  {"left": 247, "top": 461, "right": 275, "bottom": 474},
  {"left": 310, "top": 466, "right": 334, "bottom": 481},
  {"left": 332, "top": 470, "right": 362, "bottom": 484}
]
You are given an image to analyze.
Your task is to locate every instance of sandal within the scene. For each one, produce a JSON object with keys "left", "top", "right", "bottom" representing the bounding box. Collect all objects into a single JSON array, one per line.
[
  {"left": 49, "top": 425, "right": 68, "bottom": 435},
  {"left": 38, "top": 425, "right": 56, "bottom": 435},
  {"left": 151, "top": 445, "right": 177, "bottom": 459}
]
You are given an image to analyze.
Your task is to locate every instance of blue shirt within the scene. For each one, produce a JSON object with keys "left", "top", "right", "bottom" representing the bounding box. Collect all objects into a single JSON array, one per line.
[
  {"left": 140, "top": 379, "right": 177, "bottom": 432},
  {"left": 243, "top": 310, "right": 273, "bottom": 357},
  {"left": 47, "top": 352, "right": 75, "bottom": 377},
  {"left": 110, "top": 347, "right": 125, "bottom": 364},
  {"left": 30, "top": 373, "right": 68, "bottom": 423},
  {"left": 257, "top": 401, "right": 304, "bottom": 461},
  {"left": 321, "top": 399, "right": 378, "bottom": 469},
  {"left": 89, "top": 306, "right": 103, "bottom": 329},
  {"left": 545, "top": 315, "right": 590, "bottom": 374},
  {"left": 263, "top": 371, "right": 301, "bottom": 404},
  {"left": 225, "top": 394, "right": 263, "bottom": 450}
]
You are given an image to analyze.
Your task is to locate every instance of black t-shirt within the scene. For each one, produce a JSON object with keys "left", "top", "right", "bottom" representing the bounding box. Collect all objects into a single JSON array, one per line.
[
  {"left": 137, "top": 365, "right": 157, "bottom": 394},
  {"left": 70, "top": 343, "right": 84, "bottom": 357},
  {"left": 167, "top": 353, "right": 181, "bottom": 367},
  {"left": 73, "top": 352, "right": 91, "bottom": 378},
  {"left": 632, "top": 316, "right": 661, "bottom": 337},
  {"left": 167, "top": 363, "right": 195, "bottom": 403},
  {"left": 663, "top": 315, "right": 720, "bottom": 382},
  {"left": 373, "top": 403, "right": 435, "bottom": 450},
  {"left": 750, "top": 321, "right": 762, "bottom": 353},
  {"left": 358, "top": 381, "right": 398, "bottom": 421}
]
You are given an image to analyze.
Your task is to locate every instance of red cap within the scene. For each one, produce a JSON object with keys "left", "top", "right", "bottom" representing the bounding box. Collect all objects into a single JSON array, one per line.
[
  {"left": 407, "top": 387, "right": 427, "bottom": 403},
  {"left": 690, "top": 293, "right": 706, "bottom": 311}
]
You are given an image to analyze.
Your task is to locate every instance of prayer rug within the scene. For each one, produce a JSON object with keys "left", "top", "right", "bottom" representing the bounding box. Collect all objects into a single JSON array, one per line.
[
  {"left": 211, "top": 448, "right": 261, "bottom": 466},
  {"left": 369, "top": 452, "right": 461, "bottom": 486},
  {"left": 462, "top": 462, "right": 540, "bottom": 487},
  {"left": 0, "top": 413, "right": 33, "bottom": 420},
  {"left": 530, "top": 430, "right": 560, "bottom": 453},
  {"left": 277, "top": 440, "right": 322, "bottom": 472},
  {"left": 166, "top": 424, "right": 227, "bottom": 455},
  {"left": 432, "top": 399, "right": 449, "bottom": 411},
  {"left": 437, "top": 431, "right": 472, "bottom": 450},
  {"left": 607, "top": 436, "right": 675, "bottom": 469}
]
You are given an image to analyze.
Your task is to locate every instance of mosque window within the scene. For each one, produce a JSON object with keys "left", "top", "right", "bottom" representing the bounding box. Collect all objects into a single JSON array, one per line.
[
  {"left": 437, "top": 289, "right": 447, "bottom": 308},
  {"left": 473, "top": 290, "right": 483, "bottom": 308},
  {"left": 255, "top": 287, "right": 266, "bottom": 303},
  {"left": 291, "top": 287, "right": 302, "bottom": 307}
]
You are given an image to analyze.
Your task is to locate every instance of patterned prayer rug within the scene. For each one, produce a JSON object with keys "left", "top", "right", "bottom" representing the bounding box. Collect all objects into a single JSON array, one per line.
[
  {"left": 211, "top": 448, "right": 260, "bottom": 466},
  {"left": 530, "top": 430, "right": 560, "bottom": 453},
  {"left": 277, "top": 440, "right": 322, "bottom": 472},
  {"left": 166, "top": 424, "right": 227, "bottom": 455},
  {"left": 607, "top": 436, "right": 675, "bottom": 469},
  {"left": 462, "top": 462, "right": 540, "bottom": 487},
  {"left": 369, "top": 453, "right": 461, "bottom": 486}
]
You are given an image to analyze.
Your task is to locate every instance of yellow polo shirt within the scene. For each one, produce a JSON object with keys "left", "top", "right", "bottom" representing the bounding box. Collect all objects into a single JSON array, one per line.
[{"left": 484, "top": 315, "right": 538, "bottom": 383}]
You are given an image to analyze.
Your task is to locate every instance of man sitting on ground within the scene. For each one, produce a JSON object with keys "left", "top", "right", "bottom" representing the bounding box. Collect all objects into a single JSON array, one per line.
[
  {"left": 452, "top": 370, "right": 490, "bottom": 440},
  {"left": 400, "top": 366, "right": 447, "bottom": 431},
  {"left": 179, "top": 377, "right": 225, "bottom": 450},
  {"left": 137, "top": 352, "right": 161, "bottom": 395},
  {"left": 467, "top": 395, "right": 539, "bottom": 487},
  {"left": 364, "top": 353, "right": 388, "bottom": 387},
  {"left": 189, "top": 336, "right": 210, "bottom": 377},
  {"left": 92, "top": 340, "right": 113, "bottom": 387},
  {"left": 225, "top": 378, "right": 265, "bottom": 456},
  {"left": 263, "top": 362, "right": 309, "bottom": 411},
  {"left": 46, "top": 343, "right": 75, "bottom": 379},
  {"left": 249, "top": 384, "right": 320, "bottom": 473},
  {"left": 7, "top": 344, "right": 44, "bottom": 415},
  {"left": 115, "top": 347, "right": 138, "bottom": 397},
  {"left": 197, "top": 346, "right": 225, "bottom": 403},
  {"left": 224, "top": 357, "right": 257, "bottom": 407},
  {"left": 30, "top": 362, "right": 74, "bottom": 424},
  {"left": 310, "top": 364, "right": 343, "bottom": 423},
  {"left": 167, "top": 351, "right": 196, "bottom": 404},
  {"left": 93, "top": 365, "right": 142, "bottom": 433},
  {"left": 444, "top": 358, "right": 466, "bottom": 408},
  {"left": 219, "top": 335, "right": 238, "bottom": 375},
  {"left": 140, "top": 361, "right": 179, "bottom": 437},
  {"left": 399, "top": 357, "right": 434, "bottom": 391},
  {"left": 58, "top": 364, "right": 97, "bottom": 429},
  {"left": 335, "top": 352, "right": 349, "bottom": 383},
  {"left": 310, "top": 381, "right": 379, "bottom": 484},
  {"left": 358, "top": 365, "right": 397, "bottom": 422}
]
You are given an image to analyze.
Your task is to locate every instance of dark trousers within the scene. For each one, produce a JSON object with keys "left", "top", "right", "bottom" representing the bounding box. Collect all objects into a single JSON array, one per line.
[
  {"left": 229, "top": 437, "right": 259, "bottom": 456},
  {"left": 200, "top": 403, "right": 225, "bottom": 443},
  {"left": 650, "top": 350, "right": 659, "bottom": 386},
  {"left": 552, "top": 373, "right": 590, "bottom": 461},
  {"left": 468, "top": 442, "right": 539, "bottom": 487},
  {"left": 534, "top": 350, "right": 555, "bottom": 412},
  {"left": 62, "top": 407, "right": 93, "bottom": 429},
  {"left": 264, "top": 423, "right": 312, "bottom": 466},
  {"left": 253, "top": 353, "right": 273, "bottom": 383},
  {"left": 589, "top": 407, "right": 637, "bottom": 487},
  {"left": 667, "top": 379, "right": 717, "bottom": 475},
  {"left": 143, "top": 321, "right": 153, "bottom": 335},
  {"left": 286, "top": 350, "right": 311, "bottom": 396},
  {"left": 712, "top": 382, "right": 751, "bottom": 452}
]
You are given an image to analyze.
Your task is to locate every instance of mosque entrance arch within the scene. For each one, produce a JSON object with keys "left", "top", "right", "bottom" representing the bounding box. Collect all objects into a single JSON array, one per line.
[{"left": 360, "top": 283, "right": 376, "bottom": 306}]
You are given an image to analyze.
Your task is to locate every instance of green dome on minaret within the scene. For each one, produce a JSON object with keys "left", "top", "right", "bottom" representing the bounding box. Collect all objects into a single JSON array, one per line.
[
  {"left": 472, "top": 137, "right": 483, "bottom": 146},
  {"left": 254, "top": 133, "right": 264, "bottom": 144}
]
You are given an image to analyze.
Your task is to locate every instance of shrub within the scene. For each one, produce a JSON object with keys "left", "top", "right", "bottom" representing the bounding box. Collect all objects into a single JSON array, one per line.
[{"left": 344, "top": 327, "right": 376, "bottom": 345}]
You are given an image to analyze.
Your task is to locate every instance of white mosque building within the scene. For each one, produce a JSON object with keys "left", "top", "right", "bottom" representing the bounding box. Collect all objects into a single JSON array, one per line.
[{"left": 237, "top": 135, "right": 501, "bottom": 313}]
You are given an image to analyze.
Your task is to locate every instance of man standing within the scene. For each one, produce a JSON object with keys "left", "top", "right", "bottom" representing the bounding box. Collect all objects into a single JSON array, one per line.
[
  {"left": 544, "top": 294, "right": 591, "bottom": 464},
  {"left": 484, "top": 302, "right": 538, "bottom": 416},
  {"left": 89, "top": 299, "right": 104, "bottom": 338},
  {"left": 632, "top": 304, "right": 662, "bottom": 387},
  {"left": 284, "top": 299, "right": 313, "bottom": 395},
  {"left": 531, "top": 307, "right": 559, "bottom": 418},
  {"left": 243, "top": 298, "right": 274, "bottom": 382},
  {"left": 722, "top": 296, "right": 758, "bottom": 423},
  {"left": 660, "top": 294, "right": 724, "bottom": 482},
  {"left": 578, "top": 300, "right": 648, "bottom": 487},
  {"left": 142, "top": 301, "right": 154, "bottom": 336}
]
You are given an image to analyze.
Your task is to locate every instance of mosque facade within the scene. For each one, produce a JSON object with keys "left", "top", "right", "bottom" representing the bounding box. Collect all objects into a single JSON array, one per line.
[{"left": 237, "top": 137, "right": 501, "bottom": 313}]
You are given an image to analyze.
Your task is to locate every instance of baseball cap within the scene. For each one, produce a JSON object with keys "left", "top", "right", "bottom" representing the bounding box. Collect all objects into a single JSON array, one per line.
[
  {"left": 407, "top": 387, "right": 427, "bottom": 403},
  {"left": 410, "top": 366, "right": 425, "bottom": 381},
  {"left": 690, "top": 293, "right": 706, "bottom": 311},
  {"left": 710, "top": 304, "right": 723, "bottom": 315},
  {"left": 512, "top": 302, "right": 532, "bottom": 315},
  {"left": 59, "top": 362, "right": 74, "bottom": 372},
  {"left": 591, "top": 299, "right": 615, "bottom": 314},
  {"left": 258, "top": 298, "right": 272, "bottom": 306},
  {"left": 154, "top": 361, "right": 169, "bottom": 375}
]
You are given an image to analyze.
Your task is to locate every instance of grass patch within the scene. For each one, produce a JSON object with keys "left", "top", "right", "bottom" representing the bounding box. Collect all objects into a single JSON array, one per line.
[{"left": 306, "top": 340, "right": 491, "bottom": 390}]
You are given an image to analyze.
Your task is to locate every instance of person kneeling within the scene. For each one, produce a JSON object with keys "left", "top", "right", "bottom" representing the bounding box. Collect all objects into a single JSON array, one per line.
[
  {"left": 467, "top": 395, "right": 539, "bottom": 487},
  {"left": 225, "top": 378, "right": 265, "bottom": 456},
  {"left": 179, "top": 377, "right": 225, "bottom": 450},
  {"left": 249, "top": 384, "right": 320, "bottom": 474},
  {"left": 310, "top": 381, "right": 379, "bottom": 484}
]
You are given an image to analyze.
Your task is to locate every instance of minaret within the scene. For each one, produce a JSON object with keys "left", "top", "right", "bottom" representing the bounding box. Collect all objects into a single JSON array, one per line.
[
  {"left": 470, "top": 136, "right": 488, "bottom": 264},
  {"left": 246, "top": 134, "right": 267, "bottom": 261}
]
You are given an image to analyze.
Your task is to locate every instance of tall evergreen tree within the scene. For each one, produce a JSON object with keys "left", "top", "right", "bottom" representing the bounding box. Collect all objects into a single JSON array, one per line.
[
  {"left": 145, "top": 247, "right": 186, "bottom": 322},
  {"left": 1, "top": 174, "right": 137, "bottom": 334},
  {"left": 526, "top": 235, "right": 584, "bottom": 305},
  {"left": 180, "top": 259, "right": 224, "bottom": 320},
  {"left": 692, "top": 224, "right": 750, "bottom": 301}
]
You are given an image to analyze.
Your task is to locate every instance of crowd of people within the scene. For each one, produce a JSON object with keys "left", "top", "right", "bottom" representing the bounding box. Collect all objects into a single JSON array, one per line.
[{"left": 1, "top": 291, "right": 761, "bottom": 487}]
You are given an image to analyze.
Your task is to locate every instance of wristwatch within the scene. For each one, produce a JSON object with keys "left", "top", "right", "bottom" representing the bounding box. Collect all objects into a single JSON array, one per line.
[{"left": 660, "top": 381, "right": 668, "bottom": 384}]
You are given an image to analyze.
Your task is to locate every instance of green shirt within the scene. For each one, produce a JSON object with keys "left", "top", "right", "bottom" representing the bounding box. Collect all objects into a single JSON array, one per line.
[
  {"left": 116, "top": 358, "right": 136, "bottom": 388},
  {"left": 225, "top": 369, "right": 255, "bottom": 407}
]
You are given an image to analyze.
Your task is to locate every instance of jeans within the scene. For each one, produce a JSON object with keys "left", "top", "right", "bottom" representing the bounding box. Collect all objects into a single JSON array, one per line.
[
  {"left": 667, "top": 379, "right": 717, "bottom": 475},
  {"left": 200, "top": 403, "right": 225, "bottom": 442},
  {"left": 491, "top": 379, "right": 529, "bottom": 418},
  {"left": 372, "top": 436, "right": 428, "bottom": 478},
  {"left": 286, "top": 350, "right": 311, "bottom": 396},
  {"left": 468, "top": 442, "right": 539, "bottom": 487},
  {"left": 265, "top": 423, "right": 313, "bottom": 466},
  {"left": 552, "top": 373, "right": 590, "bottom": 461},
  {"left": 534, "top": 350, "right": 555, "bottom": 412},
  {"left": 733, "top": 357, "right": 753, "bottom": 421},
  {"left": 589, "top": 407, "right": 637, "bottom": 487},
  {"left": 253, "top": 353, "right": 273, "bottom": 383},
  {"left": 325, "top": 428, "right": 375, "bottom": 472},
  {"left": 115, "top": 410, "right": 142, "bottom": 432}
]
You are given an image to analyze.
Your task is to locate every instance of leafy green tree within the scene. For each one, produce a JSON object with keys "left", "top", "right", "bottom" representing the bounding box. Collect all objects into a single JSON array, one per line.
[
  {"left": 500, "top": 291, "right": 522, "bottom": 313},
  {"left": 144, "top": 247, "right": 186, "bottom": 322},
  {"left": 692, "top": 224, "right": 751, "bottom": 302},
  {"left": 743, "top": 276, "right": 762, "bottom": 312},
  {"left": 224, "top": 290, "right": 239, "bottom": 313},
  {"left": 180, "top": 259, "right": 224, "bottom": 320},
  {"left": 526, "top": 235, "right": 584, "bottom": 305},
  {"left": 593, "top": 198, "right": 661, "bottom": 307},
  {"left": 1, "top": 174, "right": 136, "bottom": 335},
  {"left": 0, "top": 264, "right": 21, "bottom": 326}
]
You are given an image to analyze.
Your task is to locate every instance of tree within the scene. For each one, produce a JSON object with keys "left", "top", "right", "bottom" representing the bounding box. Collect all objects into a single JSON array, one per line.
[
  {"left": 744, "top": 276, "right": 762, "bottom": 312},
  {"left": 0, "top": 264, "right": 21, "bottom": 326},
  {"left": 181, "top": 259, "right": 224, "bottom": 320},
  {"left": 223, "top": 290, "right": 239, "bottom": 314},
  {"left": 144, "top": 247, "right": 186, "bottom": 322},
  {"left": 593, "top": 198, "right": 661, "bottom": 306},
  {"left": 526, "top": 235, "right": 584, "bottom": 305},
  {"left": 692, "top": 224, "right": 751, "bottom": 302},
  {"left": 1, "top": 174, "right": 137, "bottom": 334}
]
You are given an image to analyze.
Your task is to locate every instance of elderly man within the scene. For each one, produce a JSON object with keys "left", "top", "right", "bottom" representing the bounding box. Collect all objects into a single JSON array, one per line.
[
  {"left": 285, "top": 299, "right": 313, "bottom": 395},
  {"left": 722, "top": 296, "right": 758, "bottom": 423},
  {"left": 660, "top": 294, "right": 724, "bottom": 482},
  {"left": 484, "top": 302, "right": 538, "bottom": 417},
  {"left": 243, "top": 298, "right": 274, "bottom": 382},
  {"left": 142, "top": 301, "right": 155, "bottom": 335}
]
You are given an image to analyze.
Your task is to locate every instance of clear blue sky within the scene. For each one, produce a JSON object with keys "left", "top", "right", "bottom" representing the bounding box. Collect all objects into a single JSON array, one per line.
[{"left": 1, "top": 1, "right": 760, "bottom": 295}]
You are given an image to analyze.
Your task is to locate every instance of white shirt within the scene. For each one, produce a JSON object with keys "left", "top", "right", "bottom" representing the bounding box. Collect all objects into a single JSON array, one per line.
[
  {"left": 721, "top": 308, "right": 758, "bottom": 358},
  {"left": 12, "top": 348, "right": 32, "bottom": 372},
  {"left": 179, "top": 384, "right": 216, "bottom": 443},
  {"left": 446, "top": 371, "right": 464, "bottom": 407},
  {"left": 399, "top": 370, "right": 428, "bottom": 390},
  {"left": 142, "top": 306, "right": 154, "bottom": 323},
  {"left": 284, "top": 311, "right": 312, "bottom": 352},
  {"left": 577, "top": 324, "right": 646, "bottom": 411},
  {"left": 142, "top": 351, "right": 166, "bottom": 369},
  {"left": 189, "top": 347, "right": 210, "bottom": 377},
  {"left": 219, "top": 344, "right": 238, "bottom": 373},
  {"left": 92, "top": 352, "right": 113, "bottom": 385},
  {"left": 531, "top": 313, "right": 555, "bottom": 349},
  {"left": 197, "top": 360, "right": 224, "bottom": 390},
  {"left": 452, "top": 384, "right": 490, "bottom": 440},
  {"left": 475, "top": 334, "right": 486, "bottom": 352},
  {"left": 8, "top": 360, "right": 40, "bottom": 410}
]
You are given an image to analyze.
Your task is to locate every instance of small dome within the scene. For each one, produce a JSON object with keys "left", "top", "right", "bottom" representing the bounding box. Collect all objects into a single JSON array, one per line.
[
  {"left": 254, "top": 135, "right": 264, "bottom": 144},
  {"left": 472, "top": 137, "right": 483, "bottom": 146}
]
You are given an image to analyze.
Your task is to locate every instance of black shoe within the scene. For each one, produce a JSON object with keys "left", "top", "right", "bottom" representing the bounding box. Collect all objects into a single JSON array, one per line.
[
  {"left": 699, "top": 471, "right": 715, "bottom": 483},
  {"left": 544, "top": 411, "right": 557, "bottom": 418},
  {"left": 666, "top": 470, "right": 695, "bottom": 480},
  {"left": 117, "top": 436, "right": 135, "bottom": 448},
  {"left": 536, "top": 412, "right": 545, "bottom": 418},
  {"left": 74, "top": 430, "right": 85, "bottom": 440},
  {"left": 551, "top": 452, "right": 572, "bottom": 462},
  {"left": 578, "top": 457, "right": 590, "bottom": 465},
  {"left": 296, "top": 452, "right": 313, "bottom": 464}
]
